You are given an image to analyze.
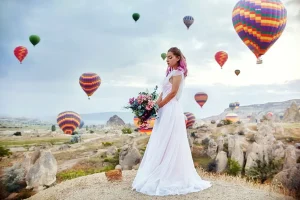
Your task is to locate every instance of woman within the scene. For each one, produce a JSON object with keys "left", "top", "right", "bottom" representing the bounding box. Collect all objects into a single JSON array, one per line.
[{"left": 132, "top": 47, "right": 212, "bottom": 196}]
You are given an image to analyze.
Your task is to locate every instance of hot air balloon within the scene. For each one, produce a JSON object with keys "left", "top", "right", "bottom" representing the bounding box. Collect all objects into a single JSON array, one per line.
[
  {"left": 79, "top": 120, "right": 84, "bottom": 129},
  {"left": 133, "top": 116, "right": 155, "bottom": 135},
  {"left": 57, "top": 111, "right": 81, "bottom": 135},
  {"left": 161, "top": 53, "right": 166, "bottom": 60},
  {"left": 184, "top": 112, "right": 196, "bottom": 128},
  {"left": 229, "top": 103, "right": 236, "bottom": 111},
  {"left": 183, "top": 16, "right": 194, "bottom": 29},
  {"left": 29, "top": 35, "right": 40, "bottom": 46},
  {"left": 267, "top": 112, "right": 273, "bottom": 117},
  {"left": 235, "top": 70, "right": 240, "bottom": 76},
  {"left": 235, "top": 102, "right": 240, "bottom": 109},
  {"left": 225, "top": 113, "right": 239, "bottom": 123},
  {"left": 232, "top": 0, "right": 287, "bottom": 64},
  {"left": 215, "top": 51, "right": 228, "bottom": 69},
  {"left": 79, "top": 73, "right": 101, "bottom": 99},
  {"left": 132, "top": 13, "right": 140, "bottom": 22},
  {"left": 14, "top": 46, "right": 28, "bottom": 64},
  {"left": 194, "top": 92, "right": 208, "bottom": 108}
]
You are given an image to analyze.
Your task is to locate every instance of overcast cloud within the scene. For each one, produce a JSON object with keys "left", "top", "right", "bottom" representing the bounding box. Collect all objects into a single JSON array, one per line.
[{"left": 0, "top": 0, "right": 299, "bottom": 119}]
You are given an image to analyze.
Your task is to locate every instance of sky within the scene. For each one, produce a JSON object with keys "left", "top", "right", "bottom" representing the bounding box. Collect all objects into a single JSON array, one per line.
[{"left": 0, "top": 0, "right": 300, "bottom": 119}]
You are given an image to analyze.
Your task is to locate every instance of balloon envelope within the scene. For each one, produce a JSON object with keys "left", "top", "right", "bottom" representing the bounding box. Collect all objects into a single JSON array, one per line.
[
  {"left": 133, "top": 116, "right": 155, "bottom": 135},
  {"left": 161, "top": 53, "right": 166, "bottom": 60},
  {"left": 57, "top": 111, "right": 81, "bottom": 134},
  {"left": 79, "top": 120, "right": 84, "bottom": 129},
  {"left": 235, "top": 70, "right": 240, "bottom": 76},
  {"left": 14, "top": 46, "right": 28, "bottom": 63},
  {"left": 229, "top": 103, "right": 236, "bottom": 110},
  {"left": 232, "top": 0, "right": 287, "bottom": 60},
  {"left": 183, "top": 16, "right": 194, "bottom": 29},
  {"left": 79, "top": 73, "right": 101, "bottom": 99},
  {"left": 132, "top": 13, "right": 140, "bottom": 22},
  {"left": 184, "top": 112, "right": 196, "bottom": 128},
  {"left": 225, "top": 113, "right": 239, "bottom": 123},
  {"left": 194, "top": 92, "right": 208, "bottom": 108},
  {"left": 215, "top": 51, "right": 228, "bottom": 68},
  {"left": 29, "top": 35, "right": 40, "bottom": 46}
]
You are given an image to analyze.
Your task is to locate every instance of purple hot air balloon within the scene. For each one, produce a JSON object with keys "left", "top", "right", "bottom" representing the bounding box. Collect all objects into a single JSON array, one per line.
[{"left": 232, "top": 0, "right": 287, "bottom": 64}]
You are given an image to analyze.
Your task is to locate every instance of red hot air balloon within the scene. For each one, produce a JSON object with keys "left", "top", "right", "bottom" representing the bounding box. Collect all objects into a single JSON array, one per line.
[
  {"left": 215, "top": 51, "right": 228, "bottom": 69},
  {"left": 194, "top": 92, "right": 208, "bottom": 108},
  {"left": 57, "top": 111, "right": 81, "bottom": 135},
  {"left": 79, "top": 73, "right": 101, "bottom": 99},
  {"left": 184, "top": 112, "right": 196, "bottom": 128},
  {"left": 14, "top": 46, "right": 28, "bottom": 64}
]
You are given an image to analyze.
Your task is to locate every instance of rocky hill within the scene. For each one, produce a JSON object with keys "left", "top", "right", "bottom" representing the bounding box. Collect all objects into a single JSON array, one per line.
[{"left": 202, "top": 99, "right": 300, "bottom": 122}]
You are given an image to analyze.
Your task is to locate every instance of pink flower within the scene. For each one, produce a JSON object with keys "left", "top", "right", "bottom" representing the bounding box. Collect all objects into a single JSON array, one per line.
[{"left": 129, "top": 97, "right": 134, "bottom": 104}]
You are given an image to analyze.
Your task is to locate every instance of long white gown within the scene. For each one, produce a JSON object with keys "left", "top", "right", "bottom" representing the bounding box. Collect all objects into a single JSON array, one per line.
[{"left": 131, "top": 69, "right": 212, "bottom": 196}]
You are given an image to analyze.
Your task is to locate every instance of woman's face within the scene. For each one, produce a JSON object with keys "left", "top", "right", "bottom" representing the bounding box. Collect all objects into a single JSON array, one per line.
[{"left": 166, "top": 52, "right": 180, "bottom": 67}]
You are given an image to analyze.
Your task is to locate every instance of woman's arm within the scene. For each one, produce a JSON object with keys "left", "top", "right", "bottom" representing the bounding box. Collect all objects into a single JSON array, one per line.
[
  {"left": 157, "top": 75, "right": 182, "bottom": 108},
  {"left": 156, "top": 93, "right": 163, "bottom": 104}
]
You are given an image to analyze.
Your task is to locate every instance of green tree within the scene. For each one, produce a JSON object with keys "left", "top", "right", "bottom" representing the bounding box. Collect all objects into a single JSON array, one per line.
[{"left": 51, "top": 125, "right": 56, "bottom": 132}]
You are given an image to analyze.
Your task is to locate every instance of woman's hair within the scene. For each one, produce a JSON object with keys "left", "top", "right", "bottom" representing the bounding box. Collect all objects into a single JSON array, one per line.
[{"left": 166, "top": 47, "right": 188, "bottom": 77}]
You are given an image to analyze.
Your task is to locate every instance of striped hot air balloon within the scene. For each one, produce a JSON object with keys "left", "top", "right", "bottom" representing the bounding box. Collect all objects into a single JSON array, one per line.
[
  {"left": 183, "top": 16, "right": 194, "bottom": 29},
  {"left": 194, "top": 92, "right": 208, "bottom": 108},
  {"left": 225, "top": 113, "right": 239, "bottom": 123},
  {"left": 14, "top": 46, "right": 28, "bottom": 64},
  {"left": 133, "top": 116, "right": 156, "bottom": 135},
  {"left": 79, "top": 73, "right": 101, "bottom": 99},
  {"left": 215, "top": 51, "right": 228, "bottom": 69},
  {"left": 57, "top": 111, "right": 81, "bottom": 135},
  {"left": 184, "top": 112, "right": 196, "bottom": 129},
  {"left": 232, "top": 0, "right": 287, "bottom": 64}
]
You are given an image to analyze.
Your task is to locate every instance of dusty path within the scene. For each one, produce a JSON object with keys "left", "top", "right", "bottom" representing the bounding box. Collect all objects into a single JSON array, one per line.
[{"left": 27, "top": 170, "right": 294, "bottom": 200}]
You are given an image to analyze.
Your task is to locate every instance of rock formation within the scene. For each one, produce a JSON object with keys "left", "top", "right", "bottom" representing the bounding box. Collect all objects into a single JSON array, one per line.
[
  {"left": 106, "top": 115, "right": 125, "bottom": 126},
  {"left": 283, "top": 101, "right": 300, "bottom": 122}
]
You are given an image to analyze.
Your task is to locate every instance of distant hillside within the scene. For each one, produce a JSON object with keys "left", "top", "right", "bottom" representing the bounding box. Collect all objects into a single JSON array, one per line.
[{"left": 202, "top": 99, "right": 300, "bottom": 121}]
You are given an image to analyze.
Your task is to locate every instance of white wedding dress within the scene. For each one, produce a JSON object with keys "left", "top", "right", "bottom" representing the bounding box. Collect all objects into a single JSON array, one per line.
[{"left": 131, "top": 69, "right": 212, "bottom": 196}]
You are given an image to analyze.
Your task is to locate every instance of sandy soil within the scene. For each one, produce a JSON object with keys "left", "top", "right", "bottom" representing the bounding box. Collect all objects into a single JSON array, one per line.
[{"left": 27, "top": 170, "right": 294, "bottom": 200}]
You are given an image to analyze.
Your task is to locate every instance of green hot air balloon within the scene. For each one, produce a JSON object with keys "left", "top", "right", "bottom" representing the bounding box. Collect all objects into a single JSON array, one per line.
[
  {"left": 132, "top": 13, "right": 140, "bottom": 22},
  {"left": 29, "top": 35, "right": 40, "bottom": 46},
  {"left": 161, "top": 53, "right": 166, "bottom": 60}
]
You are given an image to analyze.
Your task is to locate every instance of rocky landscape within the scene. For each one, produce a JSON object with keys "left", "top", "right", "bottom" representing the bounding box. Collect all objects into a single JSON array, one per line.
[{"left": 0, "top": 101, "right": 300, "bottom": 200}]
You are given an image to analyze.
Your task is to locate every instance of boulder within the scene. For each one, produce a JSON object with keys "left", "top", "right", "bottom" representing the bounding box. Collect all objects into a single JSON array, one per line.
[
  {"left": 119, "top": 143, "right": 142, "bottom": 170},
  {"left": 25, "top": 150, "right": 57, "bottom": 190}
]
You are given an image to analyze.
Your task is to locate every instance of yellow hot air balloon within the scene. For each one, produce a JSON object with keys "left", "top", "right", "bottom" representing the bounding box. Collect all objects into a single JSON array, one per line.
[
  {"left": 225, "top": 113, "right": 239, "bottom": 123},
  {"left": 133, "top": 116, "right": 155, "bottom": 135}
]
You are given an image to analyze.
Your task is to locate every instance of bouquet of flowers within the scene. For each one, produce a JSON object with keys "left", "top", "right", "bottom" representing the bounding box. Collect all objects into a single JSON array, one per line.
[{"left": 125, "top": 86, "right": 160, "bottom": 129}]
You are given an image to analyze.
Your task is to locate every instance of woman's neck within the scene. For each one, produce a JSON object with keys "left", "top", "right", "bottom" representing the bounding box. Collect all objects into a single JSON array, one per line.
[{"left": 171, "top": 65, "right": 179, "bottom": 70}]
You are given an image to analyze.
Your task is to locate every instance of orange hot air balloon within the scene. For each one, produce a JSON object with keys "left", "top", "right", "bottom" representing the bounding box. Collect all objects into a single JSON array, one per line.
[
  {"left": 133, "top": 116, "right": 155, "bottom": 135},
  {"left": 215, "top": 51, "right": 228, "bottom": 69},
  {"left": 235, "top": 70, "right": 240, "bottom": 76},
  {"left": 194, "top": 92, "right": 208, "bottom": 108},
  {"left": 14, "top": 46, "right": 28, "bottom": 64}
]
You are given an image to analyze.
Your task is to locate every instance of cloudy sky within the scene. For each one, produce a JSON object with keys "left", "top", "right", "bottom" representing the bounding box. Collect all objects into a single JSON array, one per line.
[{"left": 0, "top": 0, "right": 299, "bottom": 119}]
